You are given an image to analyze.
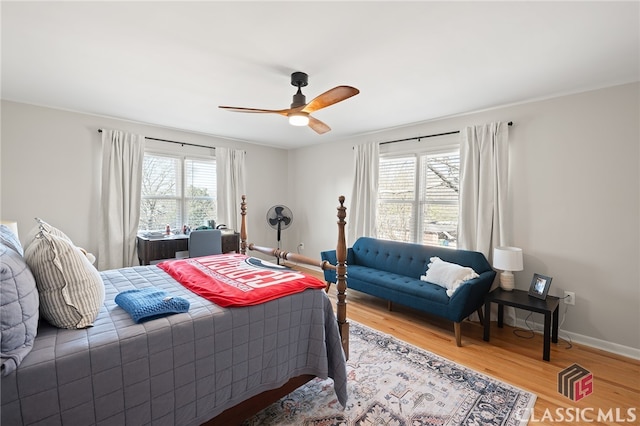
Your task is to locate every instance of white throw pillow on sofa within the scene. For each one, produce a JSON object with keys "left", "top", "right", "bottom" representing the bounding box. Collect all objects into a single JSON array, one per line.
[
  {"left": 24, "top": 230, "right": 104, "bottom": 329},
  {"left": 421, "top": 256, "right": 479, "bottom": 297}
]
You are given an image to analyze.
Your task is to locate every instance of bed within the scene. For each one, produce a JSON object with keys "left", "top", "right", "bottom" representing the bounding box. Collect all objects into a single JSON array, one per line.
[{"left": 1, "top": 195, "right": 349, "bottom": 426}]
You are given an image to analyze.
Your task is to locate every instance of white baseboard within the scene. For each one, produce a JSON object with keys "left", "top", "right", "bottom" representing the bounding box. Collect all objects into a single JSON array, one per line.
[{"left": 513, "top": 318, "right": 640, "bottom": 361}]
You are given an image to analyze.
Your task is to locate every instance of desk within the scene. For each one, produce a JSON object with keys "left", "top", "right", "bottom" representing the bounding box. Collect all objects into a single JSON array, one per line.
[
  {"left": 137, "top": 232, "right": 240, "bottom": 265},
  {"left": 483, "top": 288, "right": 560, "bottom": 361}
]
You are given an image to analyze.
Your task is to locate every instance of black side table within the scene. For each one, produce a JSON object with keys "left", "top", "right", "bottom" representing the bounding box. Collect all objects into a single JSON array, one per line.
[{"left": 483, "top": 288, "right": 560, "bottom": 361}]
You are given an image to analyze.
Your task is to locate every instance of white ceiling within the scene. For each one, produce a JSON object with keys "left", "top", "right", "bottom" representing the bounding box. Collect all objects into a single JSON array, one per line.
[{"left": 2, "top": 1, "right": 638, "bottom": 149}]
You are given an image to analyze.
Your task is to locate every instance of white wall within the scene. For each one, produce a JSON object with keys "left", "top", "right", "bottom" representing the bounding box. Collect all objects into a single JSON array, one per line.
[
  {"left": 2, "top": 83, "right": 638, "bottom": 355},
  {"left": 0, "top": 100, "right": 288, "bottom": 261},
  {"left": 290, "top": 83, "right": 639, "bottom": 355}
]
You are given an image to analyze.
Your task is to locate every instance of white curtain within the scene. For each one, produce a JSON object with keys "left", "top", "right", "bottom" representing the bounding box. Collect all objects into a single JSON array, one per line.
[
  {"left": 458, "top": 122, "right": 513, "bottom": 322},
  {"left": 348, "top": 142, "right": 379, "bottom": 245},
  {"left": 458, "top": 122, "right": 509, "bottom": 256},
  {"left": 98, "top": 129, "right": 145, "bottom": 270},
  {"left": 216, "top": 147, "right": 246, "bottom": 231}
]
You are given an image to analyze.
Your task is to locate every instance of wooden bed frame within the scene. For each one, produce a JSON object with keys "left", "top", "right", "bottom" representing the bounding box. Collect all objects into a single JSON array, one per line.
[{"left": 203, "top": 195, "right": 349, "bottom": 425}]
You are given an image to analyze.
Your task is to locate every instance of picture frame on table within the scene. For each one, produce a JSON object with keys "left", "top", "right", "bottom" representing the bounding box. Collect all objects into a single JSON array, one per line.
[{"left": 528, "top": 273, "right": 552, "bottom": 300}]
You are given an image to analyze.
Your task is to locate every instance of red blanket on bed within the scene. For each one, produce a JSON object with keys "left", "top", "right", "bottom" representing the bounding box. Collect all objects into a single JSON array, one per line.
[{"left": 157, "top": 253, "right": 327, "bottom": 307}]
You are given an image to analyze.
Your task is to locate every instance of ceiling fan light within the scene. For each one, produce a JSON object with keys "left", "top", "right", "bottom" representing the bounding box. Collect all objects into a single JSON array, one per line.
[{"left": 288, "top": 113, "right": 309, "bottom": 126}]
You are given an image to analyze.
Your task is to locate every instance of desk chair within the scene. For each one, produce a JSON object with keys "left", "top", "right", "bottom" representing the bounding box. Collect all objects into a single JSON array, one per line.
[{"left": 189, "top": 229, "right": 222, "bottom": 257}]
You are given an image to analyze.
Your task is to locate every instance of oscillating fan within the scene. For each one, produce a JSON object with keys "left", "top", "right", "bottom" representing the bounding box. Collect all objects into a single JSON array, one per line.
[{"left": 266, "top": 205, "right": 293, "bottom": 263}]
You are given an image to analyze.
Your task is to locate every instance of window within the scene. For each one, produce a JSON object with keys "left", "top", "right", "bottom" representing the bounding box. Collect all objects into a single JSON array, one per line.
[
  {"left": 139, "top": 153, "right": 216, "bottom": 232},
  {"left": 376, "top": 148, "right": 459, "bottom": 248}
]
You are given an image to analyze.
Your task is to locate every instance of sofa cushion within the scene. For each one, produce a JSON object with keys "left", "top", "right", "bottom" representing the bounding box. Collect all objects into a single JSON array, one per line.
[
  {"left": 421, "top": 257, "right": 479, "bottom": 297},
  {"left": 1, "top": 242, "right": 39, "bottom": 376},
  {"left": 347, "top": 265, "right": 451, "bottom": 305},
  {"left": 349, "top": 237, "right": 493, "bottom": 279},
  {"left": 350, "top": 238, "right": 428, "bottom": 278}
]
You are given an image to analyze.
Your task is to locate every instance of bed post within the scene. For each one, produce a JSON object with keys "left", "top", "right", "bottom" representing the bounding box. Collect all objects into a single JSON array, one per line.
[
  {"left": 238, "top": 194, "right": 349, "bottom": 359},
  {"left": 240, "top": 195, "right": 247, "bottom": 255},
  {"left": 335, "top": 196, "right": 349, "bottom": 360}
]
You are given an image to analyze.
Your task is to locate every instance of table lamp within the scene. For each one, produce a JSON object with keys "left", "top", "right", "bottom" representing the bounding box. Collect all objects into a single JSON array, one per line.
[{"left": 493, "top": 246, "right": 523, "bottom": 291}]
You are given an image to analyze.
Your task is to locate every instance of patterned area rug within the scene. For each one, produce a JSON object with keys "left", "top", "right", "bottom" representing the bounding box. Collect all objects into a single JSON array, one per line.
[{"left": 245, "top": 321, "right": 536, "bottom": 425}]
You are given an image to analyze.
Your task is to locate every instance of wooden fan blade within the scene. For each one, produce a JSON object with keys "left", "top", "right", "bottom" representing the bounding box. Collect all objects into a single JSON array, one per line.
[
  {"left": 301, "top": 86, "right": 359, "bottom": 114},
  {"left": 308, "top": 116, "right": 331, "bottom": 134},
  {"left": 218, "top": 106, "right": 292, "bottom": 116}
]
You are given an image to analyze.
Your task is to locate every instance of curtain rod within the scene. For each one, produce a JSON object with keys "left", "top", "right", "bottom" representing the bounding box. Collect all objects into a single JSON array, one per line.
[
  {"left": 97, "top": 129, "right": 215, "bottom": 150},
  {"left": 380, "top": 121, "right": 513, "bottom": 146}
]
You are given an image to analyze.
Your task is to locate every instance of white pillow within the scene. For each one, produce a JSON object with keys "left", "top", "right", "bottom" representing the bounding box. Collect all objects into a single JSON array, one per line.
[
  {"left": 24, "top": 230, "right": 104, "bottom": 329},
  {"left": 420, "top": 256, "right": 479, "bottom": 297}
]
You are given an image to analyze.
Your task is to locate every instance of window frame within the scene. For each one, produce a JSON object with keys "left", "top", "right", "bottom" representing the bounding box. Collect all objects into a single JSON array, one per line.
[
  {"left": 377, "top": 136, "right": 460, "bottom": 247},
  {"left": 139, "top": 150, "right": 216, "bottom": 232}
]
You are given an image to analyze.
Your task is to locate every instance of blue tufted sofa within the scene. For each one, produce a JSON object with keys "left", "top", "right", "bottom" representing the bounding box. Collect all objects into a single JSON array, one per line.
[{"left": 321, "top": 237, "right": 496, "bottom": 346}]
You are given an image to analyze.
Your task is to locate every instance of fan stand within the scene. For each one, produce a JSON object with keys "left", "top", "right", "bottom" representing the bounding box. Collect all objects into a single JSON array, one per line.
[{"left": 275, "top": 219, "right": 283, "bottom": 265}]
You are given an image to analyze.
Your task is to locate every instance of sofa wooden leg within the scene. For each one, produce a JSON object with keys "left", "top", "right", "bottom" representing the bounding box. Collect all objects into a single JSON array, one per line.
[
  {"left": 454, "top": 322, "right": 462, "bottom": 347},
  {"left": 477, "top": 308, "right": 485, "bottom": 325},
  {"left": 387, "top": 300, "right": 393, "bottom": 311}
]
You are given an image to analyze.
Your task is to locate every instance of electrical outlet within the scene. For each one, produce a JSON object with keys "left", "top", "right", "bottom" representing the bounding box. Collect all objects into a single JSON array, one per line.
[
  {"left": 298, "top": 243, "right": 304, "bottom": 250},
  {"left": 564, "top": 291, "right": 575, "bottom": 305}
]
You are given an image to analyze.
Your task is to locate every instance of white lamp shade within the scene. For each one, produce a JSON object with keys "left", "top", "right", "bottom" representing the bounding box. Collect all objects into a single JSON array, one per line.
[{"left": 493, "top": 246, "right": 523, "bottom": 272}]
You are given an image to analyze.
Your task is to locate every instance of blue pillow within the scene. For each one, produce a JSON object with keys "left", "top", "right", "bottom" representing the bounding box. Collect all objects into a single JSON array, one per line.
[{"left": 115, "top": 288, "right": 190, "bottom": 323}]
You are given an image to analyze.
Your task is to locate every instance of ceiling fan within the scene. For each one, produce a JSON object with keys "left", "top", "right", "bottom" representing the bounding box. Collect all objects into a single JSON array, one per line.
[{"left": 218, "top": 72, "right": 359, "bottom": 134}]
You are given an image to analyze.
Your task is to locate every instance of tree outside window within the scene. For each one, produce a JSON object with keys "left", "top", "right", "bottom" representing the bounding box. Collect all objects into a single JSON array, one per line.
[{"left": 139, "top": 153, "right": 216, "bottom": 232}]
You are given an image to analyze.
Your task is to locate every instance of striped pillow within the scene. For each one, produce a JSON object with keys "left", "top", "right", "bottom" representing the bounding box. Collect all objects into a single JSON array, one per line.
[
  {"left": 24, "top": 231, "right": 104, "bottom": 329},
  {"left": 23, "top": 218, "right": 72, "bottom": 253}
]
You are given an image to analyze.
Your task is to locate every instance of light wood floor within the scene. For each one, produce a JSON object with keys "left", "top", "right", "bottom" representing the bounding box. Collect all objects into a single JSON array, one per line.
[{"left": 296, "top": 266, "right": 639, "bottom": 425}]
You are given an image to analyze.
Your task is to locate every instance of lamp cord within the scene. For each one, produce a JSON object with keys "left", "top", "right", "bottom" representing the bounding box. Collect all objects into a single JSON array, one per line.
[{"left": 512, "top": 298, "right": 573, "bottom": 349}]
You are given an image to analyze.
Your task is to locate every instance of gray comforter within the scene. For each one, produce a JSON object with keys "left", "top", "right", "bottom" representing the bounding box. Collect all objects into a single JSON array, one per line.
[{"left": 1, "top": 265, "right": 347, "bottom": 425}]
